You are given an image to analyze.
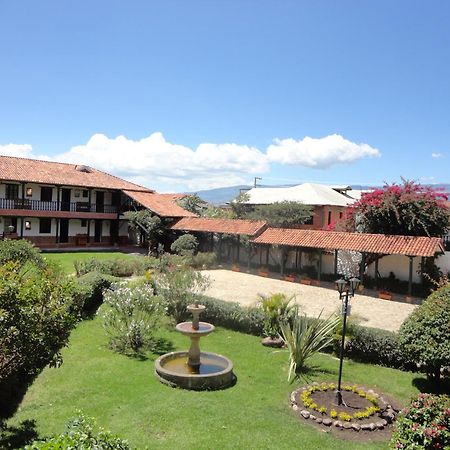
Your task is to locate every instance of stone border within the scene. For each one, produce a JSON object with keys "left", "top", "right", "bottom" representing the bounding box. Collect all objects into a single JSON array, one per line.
[{"left": 289, "top": 383, "right": 398, "bottom": 432}]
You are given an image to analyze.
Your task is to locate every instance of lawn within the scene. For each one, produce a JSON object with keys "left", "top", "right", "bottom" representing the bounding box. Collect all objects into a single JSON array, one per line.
[
  {"left": 43, "top": 251, "right": 140, "bottom": 275},
  {"left": 9, "top": 306, "right": 421, "bottom": 450}
]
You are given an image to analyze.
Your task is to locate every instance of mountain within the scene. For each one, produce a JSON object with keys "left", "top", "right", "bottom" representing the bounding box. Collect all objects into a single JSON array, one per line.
[
  {"left": 185, "top": 185, "right": 251, "bottom": 205},
  {"left": 188, "top": 183, "right": 450, "bottom": 206}
]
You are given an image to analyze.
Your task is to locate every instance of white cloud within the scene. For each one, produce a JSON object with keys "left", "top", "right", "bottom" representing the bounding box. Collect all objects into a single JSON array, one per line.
[
  {"left": 266, "top": 134, "right": 380, "bottom": 168},
  {"left": 53, "top": 132, "right": 268, "bottom": 190},
  {"left": 0, "top": 143, "right": 34, "bottom": 158},
  {"left": 431, "top": 152, "right": 444, "bottom": 158}
]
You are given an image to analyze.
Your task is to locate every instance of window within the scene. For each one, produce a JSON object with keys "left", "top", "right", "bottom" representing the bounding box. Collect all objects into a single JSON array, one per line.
[
  {"left": 40, "top": 187, "right": 53, "bottom": 202},
  {"left": 339, "top": 212, "right": 343, "bottom": 220},
  {"left": 82, "top": 190, "right": 89, "bottom": 198},
  {"left": 304, "top": 215, "right": 314, "bottom": 225},
  {"left": 81, "top": 219, "right": 87, "bottom": 227},
  {"left": 5, "top": 184, "right": 19, "bottom": 200},
  {"left": 4, "top": 217, "right": 17, "bottom": 232},
  {"left": 25, "top": 220, "right": 31, "bottom": 230},
  {"left": 328, "top": 211, "right": 332, "bottom": 225},
  {"left": 39, "top": 218, "right": 52, "bottom": 234},
  {"left": 26, "top": 187, "right": 33, "bottom": 197}
]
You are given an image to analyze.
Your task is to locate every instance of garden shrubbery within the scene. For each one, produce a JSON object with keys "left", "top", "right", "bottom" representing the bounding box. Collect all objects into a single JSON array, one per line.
[
  {"left": 390, "top": 393, "right": 450, "bottom": 449},
  {"left": 74, "top": 257, "right": 152, "bottom": 277},
  {"left": 25, "top": 413, "right": 132, "bottom": 449},
  {"left": 170, "top": 233, "right": 198, "bottom": 256},
  {"left": 0, "top": 239, "right": 44, "bottom": 268},
  {"left": 399, "top": 284, "right": 450, "bottom": 386}
]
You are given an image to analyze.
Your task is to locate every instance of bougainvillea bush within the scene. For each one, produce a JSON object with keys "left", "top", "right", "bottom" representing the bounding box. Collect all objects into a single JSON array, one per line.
[
  {"left": 390, "top": 393, "right": 450, "bottom": 450},
  {"left": 342, "top": 179, "right": 450, "bottom": 237}
]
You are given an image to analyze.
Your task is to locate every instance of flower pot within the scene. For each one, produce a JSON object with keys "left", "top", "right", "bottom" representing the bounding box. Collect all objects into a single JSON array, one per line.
[
  {"left": 258, "top": 270, "right": 269, "bottom": 277},
  {"left": 300, "top": 279, "right": 312, "bottom": 285},
  {"left": 232, "top": 265, "right": 241, "bottom": 272},
  {"left": 283, "top": 275, "right": 296, "bottom": 282},
  {"left": 379, "top": 291, "right": 392, "bottom": 300}
]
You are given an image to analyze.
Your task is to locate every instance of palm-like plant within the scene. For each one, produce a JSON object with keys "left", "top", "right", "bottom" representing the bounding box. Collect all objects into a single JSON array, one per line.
[
  {"left": 258, "top": 293, "right": 296, "bottom": 338},
  {"left": 280, "top": 308, "right": 340, "bottom": 382}
]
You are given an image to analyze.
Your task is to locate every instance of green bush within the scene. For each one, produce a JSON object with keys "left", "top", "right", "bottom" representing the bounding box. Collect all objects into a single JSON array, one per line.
[
  {"left": 344, "top": 325, "right": 415, "bottom": 371},
  {"left": 170, "top": 234, "right": 198, "bottom": 256},
  {"left": 188, "top": 252, "right": 217, "bottom": 269},
  {"left": 390, "top": 393, "right": 450, "bottom": 449},
  {"left": 257, "top": 293, "right": 296, "bottom": 338},
  {"left": 73, "top": 272, "right": 119, "bottom": 317},
  {"left": 25, "top": 412, "right": 131, "bottom": 449},
  {"left": 103, "top": 284, "right": 166, "bottom": 354},
  {"left": 0, "top": 261, "right": 78, "bottom": 417},
  {"left": 0, "top": 239, "right": 44, "bottom": 268},
  {"left": 74, "top": 257, "right": 153, "bottom": 277},
  {"left": 399, "top": 284, "right": 450, "bottom": 386},
  {"left": 196, "top": 296, "right": 266, "bottom": 335},
  {"left": 154, "top": 267, "right": 210, "bottom": 322}
]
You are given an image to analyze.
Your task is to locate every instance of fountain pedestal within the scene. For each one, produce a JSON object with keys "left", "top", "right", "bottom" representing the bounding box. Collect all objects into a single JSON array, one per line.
[{"left": 154, "top": 303, "right": 234, "bottom": 390}]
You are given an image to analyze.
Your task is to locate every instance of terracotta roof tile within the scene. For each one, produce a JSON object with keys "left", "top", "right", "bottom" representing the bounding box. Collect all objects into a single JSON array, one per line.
[
  {"left": 251, "top": 228, "right": 444, "bottom": 257},
  {"left": 170, "top": 217, "right": 267, "bottom": 236},
  {"left": 123, "top": 190, "right": 196, "bottom": 218},
  {"left": 0, "top": 155, "right": 151, "bottom": 191}
]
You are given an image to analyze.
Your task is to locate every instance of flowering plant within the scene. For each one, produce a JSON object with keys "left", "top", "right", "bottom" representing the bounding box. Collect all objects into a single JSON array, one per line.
[{"left": 390, "top": 393, "right": 450, "bottom": 449}]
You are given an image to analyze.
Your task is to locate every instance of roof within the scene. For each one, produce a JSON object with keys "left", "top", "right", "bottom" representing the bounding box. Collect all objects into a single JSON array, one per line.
[
  {"left": 170, "top": 217, "right": 268, "bottom": 236},
  {"left": 243, "top": 183, "right": 358, "bottom": 207},
  {"left": 251, "top": 228, "right": 444, "bottom": 257},
  {"left": 123, "top": 190, "right": 196, "bottom": 218},
  {"left": 0, "top": 155, "right": 151, "bottom": 191}
]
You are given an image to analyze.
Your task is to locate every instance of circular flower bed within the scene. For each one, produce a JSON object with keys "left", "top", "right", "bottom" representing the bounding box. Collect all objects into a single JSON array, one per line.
[{"left": 290, "top": 382, "right": 399, "bottom": 432}]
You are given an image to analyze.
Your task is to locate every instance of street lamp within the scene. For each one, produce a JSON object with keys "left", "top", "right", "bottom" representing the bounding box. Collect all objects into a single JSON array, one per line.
[{"left": 335, "top": 276, "right": 360, "bottom": 406}]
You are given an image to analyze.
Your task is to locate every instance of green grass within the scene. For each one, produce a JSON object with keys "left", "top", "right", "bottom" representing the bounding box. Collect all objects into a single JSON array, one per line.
[
  {"left": 43, "top": 251, "right": 139, "bottom": 275},
  {"left": 9, "top": 307, "right": 420, "bottom": 449}
]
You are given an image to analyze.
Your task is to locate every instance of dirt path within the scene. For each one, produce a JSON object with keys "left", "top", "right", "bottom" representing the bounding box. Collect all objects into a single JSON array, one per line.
[{"left": 201, "top": 270, "right": 416, "bottom": 332}]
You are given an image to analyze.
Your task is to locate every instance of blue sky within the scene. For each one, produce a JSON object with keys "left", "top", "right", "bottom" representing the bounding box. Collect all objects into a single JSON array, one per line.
[{"left": 0, "top": 1, "right": 449, "bottom": 192}]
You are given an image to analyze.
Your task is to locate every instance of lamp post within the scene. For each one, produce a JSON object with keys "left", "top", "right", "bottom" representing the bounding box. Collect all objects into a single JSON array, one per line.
[{"left": 335, "top": 276, "right": 360, "bottom": 406}]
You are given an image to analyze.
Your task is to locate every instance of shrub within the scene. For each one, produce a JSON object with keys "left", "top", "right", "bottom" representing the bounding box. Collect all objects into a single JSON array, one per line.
[
  {"left": 73, "top": 272, "right": 119, "bottom": 317},
  {"left": 0, "top": 262, "right": 78, "bottom": 416},
  {"left": 103, "top": 284, "right": 166, "bottom": 354},
  {"left": 399, "top": 284, "right": 450, "bottom": 386},
  {"left": 390, "top": 394, "right": 450, "bottom": 450},
  {"left": 344, "top": 325, "right": 415, "bottom": 371},
  {"left": 154, "top": 267, "right": 210, "bottom": 323},
  {"left": 257, "top": 293, "right": 296, "bottom": 338},
  {"left": 170, "top": 234, "right": 198, "bottom": 256},
  {"left": 74, "top": 257, "right": 152, "bottom": 277},
  {"left": 0, "top": 239, "right": 44, "bottom": 268},
  {"left": 188, "top": 252, "right": 217, "bottom": 269},
  {"left": 25, "top": 412, "right": 131, "bottom": 449},
  {"left": 281, "top": 309, "right": 340, "bottom": 381},
  {"left": 196, "top": 296, "right": 266, "bottom": 335}
]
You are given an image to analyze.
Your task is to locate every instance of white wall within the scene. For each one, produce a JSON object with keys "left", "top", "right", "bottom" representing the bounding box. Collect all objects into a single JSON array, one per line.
[
  {"left": 436, "top": 252, "right": 450, "bottom": 275},
  {"left": 366, "top": 254, "right": 422, "bottom": 283}
]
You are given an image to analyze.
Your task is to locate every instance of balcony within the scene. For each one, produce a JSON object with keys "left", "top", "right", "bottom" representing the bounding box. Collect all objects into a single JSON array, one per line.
[{"left": 0, "top": 198, "right": 117, "bottom": 214}]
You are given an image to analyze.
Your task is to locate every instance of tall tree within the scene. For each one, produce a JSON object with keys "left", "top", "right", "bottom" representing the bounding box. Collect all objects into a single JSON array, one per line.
[
  {"left": 246, "top": 201, "right": 313, "bottom": 228},
  {"left": 176, "top": 194, "right": 204, "bottom": 216},
  {"left": 124, "top": 210, "right": 164, "bottom": 254},
  {"left": 345, "top": 180, "right": 449, "bottom": 237}
]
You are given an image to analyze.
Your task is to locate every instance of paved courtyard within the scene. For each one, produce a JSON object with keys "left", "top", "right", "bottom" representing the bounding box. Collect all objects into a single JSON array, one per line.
[{"left": 201, "top": 269, "right": 417, "bottom": 332}]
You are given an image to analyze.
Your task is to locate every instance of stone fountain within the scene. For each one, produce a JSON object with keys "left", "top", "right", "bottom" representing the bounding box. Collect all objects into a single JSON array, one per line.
[{"left": 155, "top": 301, "right": 234, "bottom": 390}]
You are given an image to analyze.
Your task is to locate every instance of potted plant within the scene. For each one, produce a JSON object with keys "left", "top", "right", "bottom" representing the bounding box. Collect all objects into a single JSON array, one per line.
[
  {"left": 378, "top": 290, "right": 393, "bottom": 300},
  {"left": 258, "top": 267, "right": 269, "bottom": 277},
  {"left": 283, "top": 273, "right": 296, "bottom": 282},
  {"left": 231, "top": 263, "right": 241, "bottom": 272}
]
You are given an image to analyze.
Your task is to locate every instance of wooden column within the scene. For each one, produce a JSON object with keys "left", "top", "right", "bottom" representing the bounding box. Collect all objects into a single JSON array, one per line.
[
  {"left": 280, "top": 246, "right": 285, "bottom": 276},
  {"left": 87, "top": 219, "right": 91, "bottom": 244},
  {"left": 247, "top": 242, "right": 252, "bottom": 272},
  {"left": 408, "top": 256, "right": 414, "bottom": 296},
  {"left": 218, "top": 234, "right": 222, "bottom": 261},
  {"left": 210, "top": 233, "right": 214, "bottom": 252},
  {"left": 318, "top": 249, "right": 322, "bottom": 282},
  {"left": 266, "top": 245, "right": 270, "bottom": 266},
  {"left": 299, "top": 250, "right": 302, "bottom": 271},
  {"left": 334, "top": 249, "right": 338, "bottom": 275},
  {"left": 236, "top": 236, "right": 240, "bottom": 263},
  {"left": 359, "top": 252, "right": 366, "bottom": 282},
  {"left": 55, "top": 218, "right": 59, "bottom": 244},
  {"left": 374, "top": 257, "right": 379, "bottom": 289}
]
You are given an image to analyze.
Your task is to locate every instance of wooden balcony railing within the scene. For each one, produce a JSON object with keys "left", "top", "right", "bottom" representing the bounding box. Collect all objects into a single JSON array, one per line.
[{"left": 0, "top": 198, "right": 117, "bottom": 214}]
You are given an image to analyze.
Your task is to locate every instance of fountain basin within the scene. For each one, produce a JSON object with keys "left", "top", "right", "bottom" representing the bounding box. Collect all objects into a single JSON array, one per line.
[
  {"left": 155, "top": 351, "right": 234, "bottom": 390},
  {"left": 175, "top": 321, "right": 215, "bottom": 337}
]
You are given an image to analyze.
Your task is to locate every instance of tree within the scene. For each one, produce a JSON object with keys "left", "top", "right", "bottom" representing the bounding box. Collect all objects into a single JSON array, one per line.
[
  {"left": 345, "top": 180, "right": 449, "bottom": 237},
  {"left": 246, "top": 201, "right": 313, "bottom": 228},
  {"left": 176, "top": 194, "right": 204, "bottom": 216},
  {"left": 124, "top": 210, "right": 164, "bottom": 255},
  {"left": 398, "top": 283, "right": 450, "bottom": 388},
  {"left": 230, "top": 192, "right": 250, "bottom": 219},
  {"left": 170, "top": 234, "right": 198, "bottom": 256}
]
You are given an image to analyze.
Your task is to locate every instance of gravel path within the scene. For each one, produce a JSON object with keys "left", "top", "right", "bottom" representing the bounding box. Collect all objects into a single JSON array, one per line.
[{"left": 201, "top": 270, "right": 417, "bottom": 332}]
